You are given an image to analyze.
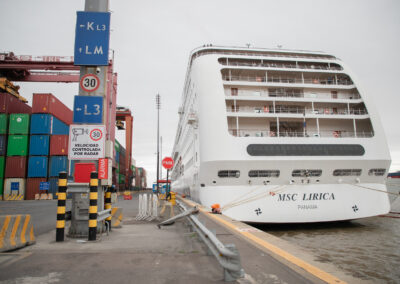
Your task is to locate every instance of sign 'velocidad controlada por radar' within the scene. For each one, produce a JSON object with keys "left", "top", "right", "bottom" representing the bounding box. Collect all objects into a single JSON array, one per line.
[{"left": 68, "top": 125, "right": 105, "bottom": 160}]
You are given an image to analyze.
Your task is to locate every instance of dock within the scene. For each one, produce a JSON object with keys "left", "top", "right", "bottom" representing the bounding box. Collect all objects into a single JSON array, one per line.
[{"left": 0, "top": 192, "right": 366, "bottom": 283}]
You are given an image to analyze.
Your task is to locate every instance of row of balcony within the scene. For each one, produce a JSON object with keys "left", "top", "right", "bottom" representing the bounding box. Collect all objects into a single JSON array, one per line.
[
  {"left": 226, "top": 90, "right": 361, "bottom": 100},
  {"left": 226, "top": 106, "right": 368, "bottom": 116},
  {"left": 219, "top": 60, "right": 342, "bottom": 71},
  {"left": 228, "top": 129, "right": 374, "bottom": 138},
  {"left": 223, "top": 75, "right": 353, "bottom": 86}
]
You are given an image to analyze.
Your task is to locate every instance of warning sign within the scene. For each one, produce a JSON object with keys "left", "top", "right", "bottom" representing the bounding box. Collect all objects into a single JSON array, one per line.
[{"left": 68, "top": 125, "right": 105, "bottom": 160}]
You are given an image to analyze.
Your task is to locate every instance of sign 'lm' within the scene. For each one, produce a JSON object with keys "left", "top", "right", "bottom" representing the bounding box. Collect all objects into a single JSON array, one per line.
[
  {"left": 68, "top": 125, "right": 105, "bottom": 160},
  {"left": 74, "top": 11, "right": 110, "bottom": 66}
]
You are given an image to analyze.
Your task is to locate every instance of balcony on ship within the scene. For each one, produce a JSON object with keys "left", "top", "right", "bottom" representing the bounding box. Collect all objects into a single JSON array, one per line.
[
  {"left": 227, "top": 116, "right": 374, "bottom": 138},
  {"left": 222, "top": 69, "right": 354, "bottom": 87},
  {"left": 218, "top": 58, "right": 343, "bottom": 71}
]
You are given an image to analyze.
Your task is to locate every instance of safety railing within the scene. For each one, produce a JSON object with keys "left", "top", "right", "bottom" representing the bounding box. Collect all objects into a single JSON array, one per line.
[
  {"left": 227, "top": 107, "right": 368, "bottom": 115},
  {"left": 228, "top": 129, "right": 374, "bottom": 138},
  {"left": 220, "top": 60, "right": 342, "bottom": 71},
  {"left": 225, "top": 90, "right": 361, "bottom": 100},
  {"left": 173, "top": 200, "right": 245, "bottom": 282},
  {"left": 223, "top": 75, "right": 353, "bottom": 86}
]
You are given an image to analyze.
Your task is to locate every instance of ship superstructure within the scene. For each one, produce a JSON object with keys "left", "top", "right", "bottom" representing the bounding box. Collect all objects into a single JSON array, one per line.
[{"left": 171, "top": 46, "right": 391, "bottom": 223}]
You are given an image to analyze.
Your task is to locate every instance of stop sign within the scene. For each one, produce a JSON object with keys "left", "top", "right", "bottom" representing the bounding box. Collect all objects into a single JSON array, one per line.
[{"left": 162, "top": 157, "right": 174, "bottom": 169}]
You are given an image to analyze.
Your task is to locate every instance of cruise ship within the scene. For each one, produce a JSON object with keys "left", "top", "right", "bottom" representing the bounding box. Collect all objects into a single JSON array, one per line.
[{"left": 171, "top": 45, "right": 391, "bottom": 223}]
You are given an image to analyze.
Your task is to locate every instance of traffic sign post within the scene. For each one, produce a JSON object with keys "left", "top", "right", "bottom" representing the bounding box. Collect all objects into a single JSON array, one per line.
[
  {"left": 80, "top": 74, "right": 100, "bottom": 92},
  {"left": 162, "top": 157, "right": 174, "bottom": 199},
  {"left": 74, "top": 11, "right": 111, "bottom": 66},
  {"left": 68, "top": 125, "right": 105, "bottom": 160},
  {"left": 73, "top": 96, "right": 103, "bottom": 123}
]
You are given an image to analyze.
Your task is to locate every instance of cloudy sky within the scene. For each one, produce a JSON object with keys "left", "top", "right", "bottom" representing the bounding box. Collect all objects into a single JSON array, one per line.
[{"left": 1, "top": 0, "right": 399, "bottom": 183}]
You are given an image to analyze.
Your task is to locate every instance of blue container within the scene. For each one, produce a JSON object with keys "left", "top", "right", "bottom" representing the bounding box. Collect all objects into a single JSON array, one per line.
[
  {"left": 49, "top": 156, "right": 68, "bottom": 177},
  {"left": 0, "top": 135, "right": 6, "bottom": 155},
  {"left": 30, "top": 114, "right": 69, "bottom": 135},
  {"left": 115, "top": 151, "right": 120, "bottom": 163},
  {"left": 52, "top": 117, "right": 69, "bottom": 135},
  {"left": 30, "top": 114, "right": 52, "bottom": 134},
  {"left": 28, "top": 156, "right": 48, "bottom": 178},
  {"left": 29, "top": 135, "right": 50, "bottom": 156}
]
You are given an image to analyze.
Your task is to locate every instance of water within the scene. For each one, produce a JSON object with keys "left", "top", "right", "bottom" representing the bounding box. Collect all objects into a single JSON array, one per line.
[{"left": 254, "top": 216, "right": 400, "bottom": 283}]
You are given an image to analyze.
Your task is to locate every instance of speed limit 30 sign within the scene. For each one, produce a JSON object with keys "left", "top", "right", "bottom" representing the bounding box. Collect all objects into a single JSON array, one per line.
[{"left": 80, "top": 74, "right": 100, "bottom": 92}]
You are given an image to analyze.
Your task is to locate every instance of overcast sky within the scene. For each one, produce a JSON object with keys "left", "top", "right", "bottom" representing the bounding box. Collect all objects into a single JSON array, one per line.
[{"left": 1, "top": 0, "right": 399, "bottom": 184}]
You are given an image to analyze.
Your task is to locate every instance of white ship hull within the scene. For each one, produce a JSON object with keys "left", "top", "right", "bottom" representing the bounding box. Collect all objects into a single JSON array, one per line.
[{"left": 171, "top": 46, "right": 391, "bottom": 223}]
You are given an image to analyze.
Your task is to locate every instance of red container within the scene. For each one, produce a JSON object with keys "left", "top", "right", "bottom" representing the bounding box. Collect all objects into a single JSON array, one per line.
[
  {"left": 5, "top": 156, "right": 27, "bottom": 178},
  {"left": 50, "top": 135, "right": 69, "bottom": 155},
  {"left": 26, "top": 178, "right": 47, "bottom": 200},
  {"left": 32, "top": 93, "right": 73, "bottom": 125},
  {"left": 0, "top": 92, "right": 32, "bottom": 114},
  {"left": 74, "top": 163, "right": 97, "bottom": 183}
]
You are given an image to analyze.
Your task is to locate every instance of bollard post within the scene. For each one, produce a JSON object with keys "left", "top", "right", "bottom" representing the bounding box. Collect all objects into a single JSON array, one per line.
[
  {"left": 56, "top": 172, "right": 67, "bottom": 242},
  {"left": 105, "top": 186, "right": 112, "bottom": 231},
  {"left": 88, "top": 172, "right": 98, "bottom": 241}
]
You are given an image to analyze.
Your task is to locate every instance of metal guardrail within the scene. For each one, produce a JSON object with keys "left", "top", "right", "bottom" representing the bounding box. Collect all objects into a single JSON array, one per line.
[{"left": 175, "top": 200, "right": 245, "bottom": 282}]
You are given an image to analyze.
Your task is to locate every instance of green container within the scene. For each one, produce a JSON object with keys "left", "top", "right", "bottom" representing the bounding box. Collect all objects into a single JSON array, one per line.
[
  {"left": 7, "top": 135, "right": 29, "bottom": 156},
  {"left": 0, "top": 178, "right": 3, "bottom": 197},
  {"left": 115, "top": 140, "right": 121, "bottom": 153},
  {"left": 9, "top": 114, "right": 30, "bottom": 134},
  {"left": 118, "top": 174, "right": 125, "bottom": 184},
  {"left": 0, "top": 156, "right": 4, "bottom": 178},
  {"left": 0, "top": 114, "right": 8, "bottom": 134}
]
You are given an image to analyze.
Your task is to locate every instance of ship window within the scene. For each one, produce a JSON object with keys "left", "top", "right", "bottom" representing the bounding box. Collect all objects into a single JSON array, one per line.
[
  {"left": 247, "top": 144, "right": 365, "bottom": 156},
  {"left": 231, "top": 88, "right": 238, "bottom": 96},
  {"left": 249, "top": 170, "right": 280, "bottom": 178},
  {"left": 218, "top": 170, "right": 240, "bottom": 178},
  {"left": 333, "top": 169, "right": 362, "bottom": 176},
  {"left": 292, "top": 169, "right": 322, "bottom": 177},
  {"left": 368, "top": 168, "right": 386, "bottom": 176}
]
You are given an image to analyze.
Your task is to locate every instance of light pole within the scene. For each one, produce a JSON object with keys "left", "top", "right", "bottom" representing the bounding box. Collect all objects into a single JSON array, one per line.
[{"left": 156, "top": 94, "right": 161, "bottom": 194}]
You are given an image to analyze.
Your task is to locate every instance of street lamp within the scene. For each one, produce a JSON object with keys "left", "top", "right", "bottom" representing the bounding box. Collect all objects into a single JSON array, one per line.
[{"left": 156, "top": 94, "right": 161, "bottom": 194}]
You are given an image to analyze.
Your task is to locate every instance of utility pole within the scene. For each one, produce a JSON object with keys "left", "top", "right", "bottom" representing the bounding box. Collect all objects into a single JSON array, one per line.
[
  {"left": 160, "top": 136, "right": 163, "bottom": 180},
  {"left": 156, "top": 94, "right": 161, "bottom": 193}
]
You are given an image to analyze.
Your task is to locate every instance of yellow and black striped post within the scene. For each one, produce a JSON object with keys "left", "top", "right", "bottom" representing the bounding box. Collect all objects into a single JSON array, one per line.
[
  {"left": 88, "top": 172, "right": 98, "bottom": 241},
  {"left": 56, "top": 172, "right": 67, "bottom": 242},
  {"left": 105, "top": 187, "right": 112, "bottom": 231}
]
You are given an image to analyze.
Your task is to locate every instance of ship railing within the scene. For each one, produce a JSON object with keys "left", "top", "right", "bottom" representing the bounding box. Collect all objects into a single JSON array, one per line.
[
  {"left": 227, "top": 107, "right": 368, "bottom": 116},
  {"left": 226, "top": 91, "right": 361, "bottom": 100},
  {"left": 223, "top": 75, "right": 353, "bottom": 86},
  {"left": 228, "top": 129, "right": 374, "bottom": 138},
  {"left": 221, "top": 61, "right": 342, "bottom": 71},
  {"left": 193, "top": 49, "right": 335, "bottom": 61}
]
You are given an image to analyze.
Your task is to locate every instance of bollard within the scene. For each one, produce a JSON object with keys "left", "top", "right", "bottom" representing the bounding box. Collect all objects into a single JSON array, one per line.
[
  {"left": 88, "top": 172, "right": 98, "bottom": 241},
  {"left": 56, "top": 172, "right": 67, "bottom": 242},
  {"left": 105, "top": 187, "right": 112, "bottom": 231}
]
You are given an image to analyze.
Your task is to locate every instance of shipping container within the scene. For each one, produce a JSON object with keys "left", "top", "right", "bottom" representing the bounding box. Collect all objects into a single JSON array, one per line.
[
  {"left": 29, "top": 135, "right": 50, "bottom": 156},
  {"left": 115, "top": 151, "right": 120, "bottom": 163},
  {"left": 0, "top": 178, "right": 3, "bottom": 196},
  {"left": 28, "top": 156, "right": 48, "bottom": 178},
  {"left": 32, "top": 93, "right": 72, "bottom": 125},
  {"left": 5, "top": 156, "right": 27, "bottom": 178},
  {"left": 7, "top": 135, "right": 28, "bottom": 156},
  {"left": 0, "top": 92, "right": 32, "bottom": 114},
  {"left": 50, "top": 135, "right": 68, "bottom": 155},
  {"left": 49, "top": 156, "right": 68, "bottom": 177},
  {"left": 8, "top": 113, "right": 30, "bottom": 134},
  {"left": 0, "top": 156, "right": 4, "bottom": 178},
  {"left": 48, "top": 177, "right": 58, "bottom": 199},
  {"left": 30, "top": 114, "right": 69, "bottom": 135},
  {"left": 26, "top": 178, "right": 47, "bottom": 200},
  {"left": 4, "top": 178, "right": 25, "bottom": 196},
  {"left": 115, "top": 140, "right": 120, "bottom": 152},
  {"left": 0, "top": 135, "right": 6, "bottom": 155},
  {"left": 0, "top": 114, "right": 8, "bottom": 134}
]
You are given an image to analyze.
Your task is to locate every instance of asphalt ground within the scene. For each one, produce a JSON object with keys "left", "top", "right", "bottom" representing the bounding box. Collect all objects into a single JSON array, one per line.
[{"left": 0, "top": 192, "right": 361, "bottom": 283}]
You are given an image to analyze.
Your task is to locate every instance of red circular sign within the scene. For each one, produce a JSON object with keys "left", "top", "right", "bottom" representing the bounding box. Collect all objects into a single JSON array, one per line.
[
  {"left": 90, "top": 128, "right": 103, "bottom": 141},
  {"left": 162, "top": 157, "right": 174, "bottom": 169},
  {"left": 80, "top": 74, "right": 100, "bottom": 92}
]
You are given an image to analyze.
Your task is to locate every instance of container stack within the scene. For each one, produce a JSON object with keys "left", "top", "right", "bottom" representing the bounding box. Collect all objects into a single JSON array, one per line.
[
  {"left": 4, "top": 113, "right": 30, "bottom": 200},
  {"left": 26, "top": 93, "right": 72, "bottom": 200},
  {"left": 0, "top": 92, "right": 32, "bottom": 200}
]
